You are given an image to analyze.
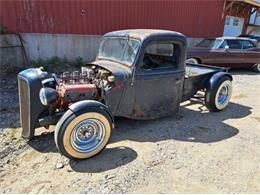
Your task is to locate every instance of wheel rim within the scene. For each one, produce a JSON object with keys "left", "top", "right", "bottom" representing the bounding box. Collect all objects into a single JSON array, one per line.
[
  {"left": 70, "top": 119, "right": 105, "bottom": 153},
  {"left": 215, "top": 80, "right": 232, "bottom": 110}
]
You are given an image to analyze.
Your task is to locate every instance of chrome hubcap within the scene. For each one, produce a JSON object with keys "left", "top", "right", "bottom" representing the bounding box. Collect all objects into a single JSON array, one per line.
[
  {"left": 215, "top": 80, "right": 232, "bottom": 110},
  {"left": 70, "top": 119, "right": 105, "bottom": 153},
  {"left": 218, "top": 86, "right": 229, "bottom": 104}
]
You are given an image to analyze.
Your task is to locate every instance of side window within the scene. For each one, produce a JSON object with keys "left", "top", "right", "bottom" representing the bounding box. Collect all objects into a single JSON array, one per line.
[
  {"left": 233, "top": 18, "right": 239, "bottom": 26},
  {"left": 226, "top": 40, "right": 242, "bottom": 49},
  {"left": 142, "top": 43, "right": 180, "bottom": 70},
  {"left": 219, "top": 40, "right": 227, "bottom": 49},
  {"left": 239, "top": 40, "right": 255, "bottom": 49},
  {"left": 225, "top": 17, "right": 230, "bottom": 25}
]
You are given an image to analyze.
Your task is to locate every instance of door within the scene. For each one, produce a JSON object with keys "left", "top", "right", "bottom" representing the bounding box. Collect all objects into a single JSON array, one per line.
[
  {"left": 223, "top": 16, "right": 244, "bottom": 36},
  {"left": 134, "top": 42, "right": 185, "bottom": 119},
  {"left": 207, "top": 40, "right": 244, "bottom": 67}
]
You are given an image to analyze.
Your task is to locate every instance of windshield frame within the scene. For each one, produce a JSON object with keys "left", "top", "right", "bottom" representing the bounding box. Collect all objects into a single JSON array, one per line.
[
  {"left": 195, "top": 38, "right": 223, "bottom": 49},
  {"left": 96, "top": 36, "right": 141, "bottom": 67}
]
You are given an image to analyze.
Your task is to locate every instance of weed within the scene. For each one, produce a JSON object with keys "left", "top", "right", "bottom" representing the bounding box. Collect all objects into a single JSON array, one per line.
[
  {"left": 49, "top": 56, "right": 61, "bottom": 66},
  {"left": 0, "top": 26, "right": 7, "bottom": 34},
  {"left": 74, "top": 56, "right": 84, "bottom": 67},
  {"left": 31, "top": 58, "right": 48, "bottom": 70}
]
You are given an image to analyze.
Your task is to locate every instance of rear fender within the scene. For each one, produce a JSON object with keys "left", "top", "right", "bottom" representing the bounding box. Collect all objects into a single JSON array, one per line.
[{"left": 207, "top": 72, "right": 233, "bottom": 91}]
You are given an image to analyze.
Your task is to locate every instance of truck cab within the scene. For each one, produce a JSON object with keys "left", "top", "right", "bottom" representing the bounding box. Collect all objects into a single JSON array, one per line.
[{"left": 94, "top": 29, "right": 187, "bottom": 119}]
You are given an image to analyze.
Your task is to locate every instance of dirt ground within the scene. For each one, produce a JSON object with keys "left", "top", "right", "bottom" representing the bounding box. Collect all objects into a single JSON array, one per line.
[{"left": 0, "top": 70, "right": 259, "bottom": 193}]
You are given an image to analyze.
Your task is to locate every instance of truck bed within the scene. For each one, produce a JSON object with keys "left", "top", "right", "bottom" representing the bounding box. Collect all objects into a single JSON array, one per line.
[
  {"left": 182, "top": 63, "right": 228, "bottom": 102},
  {"left": 185, "top": 63, "right": 227, "bottom": 77}
]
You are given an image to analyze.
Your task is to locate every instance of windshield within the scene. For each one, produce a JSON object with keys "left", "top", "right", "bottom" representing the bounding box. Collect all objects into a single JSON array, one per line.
[
  {"left": 97, "top": 37, "right": 140, "bottom": 66},
  {"left": 195, "top": 39, "right": 222, "bottom": 49}
]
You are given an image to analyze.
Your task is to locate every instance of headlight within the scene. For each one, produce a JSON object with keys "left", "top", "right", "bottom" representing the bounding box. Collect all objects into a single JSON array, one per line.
[
  {"left": 39, "top": 87, "right": 59, "bottom": 106},
  {"left": 107, "top": 75, "right": 115, "bottom": 83}
]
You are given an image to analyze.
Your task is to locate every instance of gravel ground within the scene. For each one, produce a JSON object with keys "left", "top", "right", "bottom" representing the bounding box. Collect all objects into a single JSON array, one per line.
[{"left": 0, "top": 70, "right": 259, "bottom": 193}]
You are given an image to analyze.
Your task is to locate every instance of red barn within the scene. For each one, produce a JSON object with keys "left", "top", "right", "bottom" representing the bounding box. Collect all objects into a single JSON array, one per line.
[{"left": 1, "top": 0, "right": 227, "bottom": 37}]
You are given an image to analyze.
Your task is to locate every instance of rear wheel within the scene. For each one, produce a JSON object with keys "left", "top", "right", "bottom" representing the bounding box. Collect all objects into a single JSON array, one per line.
[
  {"left": 253, "top": 64, "right": 260, "bottom": 73},
  {"left": 186, "top": 58, "right": 199, "bottom": 64},
  {"left": 205, "top": 76, "right": 232, "bottom": 112},
  {"left": 55, "top": 109, "right": 112, "bottom": 159}
]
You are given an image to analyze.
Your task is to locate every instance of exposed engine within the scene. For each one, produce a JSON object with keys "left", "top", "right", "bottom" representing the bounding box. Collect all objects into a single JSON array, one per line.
[{"left": 39, "top": 65, "right": 115, "bottom": 111}]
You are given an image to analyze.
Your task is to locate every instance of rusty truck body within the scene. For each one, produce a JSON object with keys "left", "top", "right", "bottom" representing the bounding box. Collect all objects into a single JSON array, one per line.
[{"left": 18, "top": 29, "right": 233, "bottom": 159}]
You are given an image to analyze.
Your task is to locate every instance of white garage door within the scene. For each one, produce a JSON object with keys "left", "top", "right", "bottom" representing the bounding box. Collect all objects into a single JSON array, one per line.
[{"left": 223, "top": 16, "right": 244, "bottom": 36}]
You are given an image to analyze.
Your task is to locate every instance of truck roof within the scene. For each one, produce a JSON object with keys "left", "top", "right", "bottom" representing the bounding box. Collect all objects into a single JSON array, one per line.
[{"left": 104, "top": 29, "right": 186, "bottom": 41}]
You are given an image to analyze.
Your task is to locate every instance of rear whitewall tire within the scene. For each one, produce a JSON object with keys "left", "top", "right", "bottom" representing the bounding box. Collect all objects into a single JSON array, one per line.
[
  {"left": 253, "top": 64, "right": 260, "bottom": 72},
  {"left": 186, "top": 58, "right": 199, "bottom": 64},
  {"left": 214, "top": 80, "right": 233, "bottom": 110},
  {"left": 205, "top": 76, "right": 233, "bottom": 112}
]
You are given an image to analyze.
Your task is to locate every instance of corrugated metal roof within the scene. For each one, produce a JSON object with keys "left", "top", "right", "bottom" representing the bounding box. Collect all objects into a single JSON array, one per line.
[{"left": 0, "top": 0, "right": 226, "bottom": 37}]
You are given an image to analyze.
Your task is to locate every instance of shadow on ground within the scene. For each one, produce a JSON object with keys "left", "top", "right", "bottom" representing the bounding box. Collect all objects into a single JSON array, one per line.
[
  {"left": 26, "top": 100, "right": 252, "bottom": 173},
  {"left": 69, "top": 146, "right": 137, "bottom": 173},
  {"left": 110, "top": 101, "right": 251, "bottom": 144},
  {"left": 29, "top": 132, "right": 138, "bottom": 173}
]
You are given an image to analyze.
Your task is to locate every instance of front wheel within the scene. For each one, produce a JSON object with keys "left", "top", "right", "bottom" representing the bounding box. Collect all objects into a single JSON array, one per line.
[
  {"left": 54, "top": 109, "right": 112, "bottom": 159},
  {"left": 205, "top": 76, "right": 233, "bottom": 112}
]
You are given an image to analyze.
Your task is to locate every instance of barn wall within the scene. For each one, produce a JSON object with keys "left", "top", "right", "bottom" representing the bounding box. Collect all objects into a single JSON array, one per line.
[
  {"left": 1, "top": 0, "right": 225, "bottom": 37},
  {"left": 21, "top": 33, "right": 101, "bottom": 62}
]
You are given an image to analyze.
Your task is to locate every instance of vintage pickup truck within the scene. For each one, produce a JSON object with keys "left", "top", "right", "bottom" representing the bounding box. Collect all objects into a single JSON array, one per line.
[{"left": 18, "top": 29, "right": 233, "bottom": 159}]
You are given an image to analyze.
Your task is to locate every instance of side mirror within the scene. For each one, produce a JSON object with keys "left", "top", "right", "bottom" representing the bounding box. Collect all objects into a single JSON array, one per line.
[{"left": 224, "top": 45, "right": 229, "bottom": 50}]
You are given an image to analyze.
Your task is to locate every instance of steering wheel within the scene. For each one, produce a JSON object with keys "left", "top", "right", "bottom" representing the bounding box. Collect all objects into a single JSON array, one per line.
[{"left": 144, "top": 54, "right": 160, "bottom": 69}]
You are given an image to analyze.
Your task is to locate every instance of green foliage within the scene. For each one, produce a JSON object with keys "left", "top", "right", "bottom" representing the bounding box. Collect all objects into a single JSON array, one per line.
[
  {"left": 74, "top": 56, "right": 84, "bottom": 67},
  {"left": 31, "top": 58, "right": 48, "bottom": 70},
  {"left": 0, "top": 26, "right": 7, "bottom": 34},
  {"left": 49, "top": 56, "right": 61, "bottom": 66}
]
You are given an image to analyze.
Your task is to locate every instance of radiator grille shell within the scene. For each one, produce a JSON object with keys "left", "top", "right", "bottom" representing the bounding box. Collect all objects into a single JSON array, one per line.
[{"left": 18, "top": 76, "right": 31, "bottom": 138}]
